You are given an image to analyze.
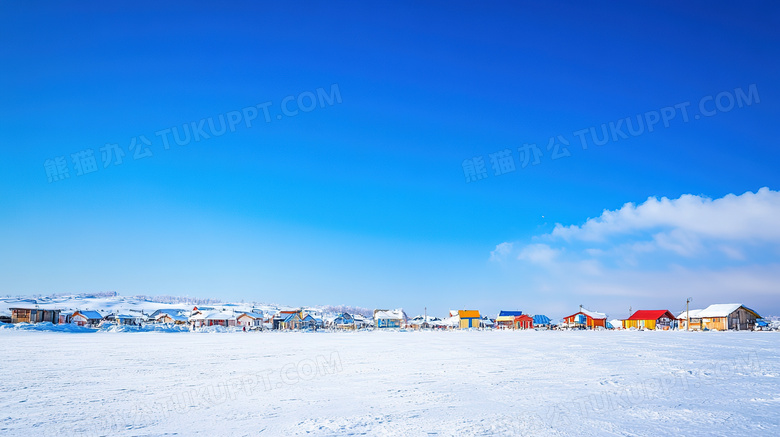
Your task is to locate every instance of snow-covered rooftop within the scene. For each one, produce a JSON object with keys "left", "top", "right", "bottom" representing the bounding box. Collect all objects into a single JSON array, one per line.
[
  {"left": 677, "top": 309, "right": 705, "bottom": 319},
  {"left": 374, "top": 309, "right": 407, "bottom": 321},
  {"left": 75, "top": 310, "right": 103, "bottom": 320},
  {"left": 570, "top": 308, "right": 606, "bottom": 319},
  {"left": 697, "top": 304, "right": 759, "bottom": 318}
]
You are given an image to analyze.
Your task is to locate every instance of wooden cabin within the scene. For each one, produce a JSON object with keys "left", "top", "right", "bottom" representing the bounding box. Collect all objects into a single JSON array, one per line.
[
  {"left": 10, "top": 307, "right": 61, "bottom": 324},
  {"left": 697, "top": 304, "right": 760, "bottom": 331},
  {"left": 622, "top": 310, "right": 677, "bottom": 330},
  {"left": 458, "top": 310, "right": 481, "bottom": 329}
]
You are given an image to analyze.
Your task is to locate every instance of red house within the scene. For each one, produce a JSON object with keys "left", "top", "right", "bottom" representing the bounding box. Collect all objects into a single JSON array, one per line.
[{"left": 514, "top": 314, "right": 534, "bottom": 329}]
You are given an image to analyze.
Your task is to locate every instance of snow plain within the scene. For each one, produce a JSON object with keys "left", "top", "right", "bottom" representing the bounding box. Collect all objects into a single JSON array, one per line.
[{"left": 1, "top": 329, "right": 778, "bottom": 436}]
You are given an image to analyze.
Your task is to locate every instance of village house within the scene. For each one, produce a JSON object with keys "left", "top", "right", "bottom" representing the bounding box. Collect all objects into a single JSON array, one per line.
[
  {"left": 563, "top": 306, "right": 607, "bottom": 329},
  {"left": 189, "top": 309, "right": 237, "bottom": 328},
  {"left": 532, "top": 315, "right": 552, "bottom": 329},
  {"left": 204, "top": 311, "right": 237, "bottom": 327},
  {"left": 622, "top": 310, "right": 677, "bottom": 330},
  {"left": 458, "top": 310, "right": 481, "bottom": 329},
  {"left": 677, "top": 309, "right": 704, "bottom": 331},
  {"left": 274, "top": 311, "right": 304, "bottom": 330},
  {"left": 352, "top": 314, "right": 370, "bottom": 329},
  {"left": 105, "top": 313, "right": 142, "bottom": 326},
  {"left": 150, "top": 309, "right": 188, "bottom": 321},
  {"left": 697, "top": 304, "right": 761, "bottom": 331},
  {"left": 408, "top": 315, "right": 444, "bottom": 329},
  {"left": 373, "top": 309, "right": 407, "bottom": 329},
  {"left": 71, "top": 310, "right": 104, "bottom": 327},
  {"left": 58, "top": 312, "right": 72, "bottom": 324},
  {"left": 332, "top": 313, "right": 357, "bottom": 329},
  {"left": 301, "top": 313, "right": 320, "bottom": 330},
  {"left": 155, "top": 312, "right": 189, "bottom": 325},
  {"left": 237, "top": 311, "right": 264, "bottom": 330},
  {"left": 10, "top": 307, "right": 62, "bottom": 324},
  {"left": 513, "top": 314, "right": 534, "bottom": 329},
  {"left": 495, "top": 311, "right": 523, "bottom": 329}
]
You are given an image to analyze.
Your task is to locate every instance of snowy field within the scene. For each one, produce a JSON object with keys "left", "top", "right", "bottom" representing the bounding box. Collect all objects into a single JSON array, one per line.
[{"left": 1, "top": 330, "right": 779, "bottom": 436}]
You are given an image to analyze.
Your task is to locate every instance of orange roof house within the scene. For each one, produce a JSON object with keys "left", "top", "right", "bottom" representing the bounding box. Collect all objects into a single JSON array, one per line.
[{"left": 458, "top": 310, "right": 481, "bottom": 329}]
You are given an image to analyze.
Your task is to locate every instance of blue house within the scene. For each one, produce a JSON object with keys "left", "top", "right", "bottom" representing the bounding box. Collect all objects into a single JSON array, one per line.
[
  {"left": 333, "top": 313, "right": 356, "bottom": 329},
  {"left": 532, "top": 315, "right": 551, "bottom": 328}
]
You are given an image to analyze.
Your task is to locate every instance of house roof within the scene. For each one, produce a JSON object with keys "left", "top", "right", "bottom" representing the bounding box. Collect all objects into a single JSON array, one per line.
[
  {"left": 157, "top": 313, "right": 188, "bottom": 322},
  {"left": 458, "top": 310, "right": 480, "bottom": 319},
  {"left": 10, "top": 307, "right": 62, "bottom": 311},
  {"left": 374, "top": 309, "right": 407, "bottom": 320},
  {"left": 204, "top": 311, "right": 237, "bottom": 321},
  {"left": 282, "top": 312, "right": 302, "bottom": 322},
  {"left": 514, "top": 314, "right": 533, "bottom": 321},
  {"left": 677, "top": 309, "right": 704, "bottom": 319},
  {"left": 626, "top": 310, "right": 676, "bottom": 321},
  {"left": 566, "top": 308, "right": 606, "bottom": 320},
  {"left": 238, "top": 312, "right": 264, "bottom": 320},
  {"left": 498, "top": 310, "right": 523, "bottom": 317},
  {"left": 75, "top": 311, "right": 103, "bottom": 320},
  {"left": 152, "top": 309, "right": 186, "bottom": 317},
  {"left": 697, "top": 304, "right": 760, "bottom": 319},
  {"left": 533, "top": 315, "right": 551, "bottom": 325}
]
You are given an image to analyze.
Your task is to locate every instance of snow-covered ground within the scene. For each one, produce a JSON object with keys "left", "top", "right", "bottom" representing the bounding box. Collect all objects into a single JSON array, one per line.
[{"left": 1, "top": 330, "right": 778, "bottom": 436}]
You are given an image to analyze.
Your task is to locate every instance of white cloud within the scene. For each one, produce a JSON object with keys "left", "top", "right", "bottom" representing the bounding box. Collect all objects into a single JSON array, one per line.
[
  {"left": 550, "top": 187, "right": 780, "bottom": 245},
  {"left": 517, "top": 243, "right": 560, "bottom": 265},
  {"left": 489, "top": 242, "right": 513, "bottom": 262},
  {"left": 494, "top": 188, "right": 780, "bottom": 314}
]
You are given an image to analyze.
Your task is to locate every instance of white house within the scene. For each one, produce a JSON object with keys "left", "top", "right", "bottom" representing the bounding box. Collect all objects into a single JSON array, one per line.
[
  {"left": 237, "top": 311, "right": 264, "bottom": 329},
  {"left": 373, "top": 309, "right": 407, "bottom": 329}
]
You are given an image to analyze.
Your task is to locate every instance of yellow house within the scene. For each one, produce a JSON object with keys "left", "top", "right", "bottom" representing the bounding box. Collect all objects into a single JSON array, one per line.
[
  {"left": 622, "top": 310, "right": 677, "bottom": 330},
  {"left": 458, "top": 310, "right": 481, "bottom": 329}
]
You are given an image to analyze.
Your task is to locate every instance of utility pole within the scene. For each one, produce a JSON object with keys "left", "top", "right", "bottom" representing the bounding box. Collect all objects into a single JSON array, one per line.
[{"left": 686, "top": 297, "right": 691, "bottom": 331}]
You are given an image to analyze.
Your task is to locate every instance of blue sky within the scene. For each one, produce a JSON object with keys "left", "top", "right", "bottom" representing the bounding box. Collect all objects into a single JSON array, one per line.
[{"left": 1, "top": 1, "right": 779, "bottom": 319}]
